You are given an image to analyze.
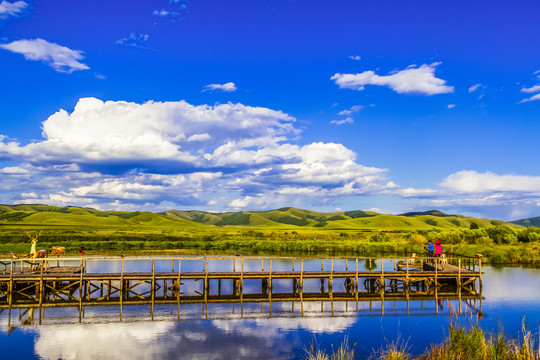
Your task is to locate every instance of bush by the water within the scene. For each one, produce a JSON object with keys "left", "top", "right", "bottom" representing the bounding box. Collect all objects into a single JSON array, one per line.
[{"left": 1, "top": 224, "right": 540, "bottom": 264}]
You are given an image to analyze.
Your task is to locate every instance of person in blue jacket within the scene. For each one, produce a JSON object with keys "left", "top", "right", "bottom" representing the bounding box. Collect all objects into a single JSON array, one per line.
[{"left": 426, "top": 240, "right": 434, "bottom": 260}]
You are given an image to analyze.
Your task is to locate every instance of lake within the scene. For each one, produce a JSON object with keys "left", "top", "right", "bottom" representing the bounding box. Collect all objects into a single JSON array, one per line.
[{"left": 1, "top": 256, "right": 539, "bottom": 359}]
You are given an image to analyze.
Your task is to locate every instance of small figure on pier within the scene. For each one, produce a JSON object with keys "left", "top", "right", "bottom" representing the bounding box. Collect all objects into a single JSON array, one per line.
[
  {"left": 407, "top": 253, "right": 417, "bottom": 265},
  {"left": 10, "top": 231, "right": 50, "bottom": 271},
  {"left": 425, "top": 240, "right": 434, "bottom": 259},
  {"left": 78, "top": 245, "right": 86, "bottom": 256},
  {"left": 52, "top": 246, "right": 65, "bottom": 255},
  {"left": 434, "top": 240, "right": 443, "bottom": 269}
]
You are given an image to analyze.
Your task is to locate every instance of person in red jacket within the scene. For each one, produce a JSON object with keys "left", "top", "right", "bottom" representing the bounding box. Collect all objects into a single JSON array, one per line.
[{"left": 434, "top": 240, "right": 443, "bottom": 269}]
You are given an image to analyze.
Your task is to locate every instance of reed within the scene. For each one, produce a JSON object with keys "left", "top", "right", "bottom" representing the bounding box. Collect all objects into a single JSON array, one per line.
[
  {"left": 304, "top": 321, "right": 540, "bottom": 360},
  {"left": 305, "top": 336, "right": 356, "bottom": 360}
]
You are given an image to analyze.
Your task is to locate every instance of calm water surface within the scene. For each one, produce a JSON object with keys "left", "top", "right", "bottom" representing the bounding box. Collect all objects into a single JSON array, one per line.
[{"left": 1, "top": 257, "right": 539, "bottom": 360}]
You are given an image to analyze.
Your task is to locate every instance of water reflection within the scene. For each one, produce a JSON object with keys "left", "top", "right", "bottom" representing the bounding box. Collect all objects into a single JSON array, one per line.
[{"left": 2, "top": 257, "right": 538, "bottom": 359}]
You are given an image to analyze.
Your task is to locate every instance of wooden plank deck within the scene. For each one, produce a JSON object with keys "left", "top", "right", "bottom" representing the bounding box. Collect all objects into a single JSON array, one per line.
[
  {"left": 0, "top": 269, "right": 480, "bottom": 281},
  {"left": 1, "top": 266, "right": 82, "bottom": 275},
  {"left": 0, "top": 258, "right": 484, "bottom": 322}
]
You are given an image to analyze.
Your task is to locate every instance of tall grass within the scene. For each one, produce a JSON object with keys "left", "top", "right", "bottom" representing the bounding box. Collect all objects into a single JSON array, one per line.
[
  {"left": 424, "top": 320, "right": 540, "bottom": 360},
  {"left": 304, "top": 321, "right": 540, "bottom": 360},
  {"left": 370, "top": 334, "right": 411, "bottom": 360},
  {"left": 305, "top": 336, "right": 356, "bottom": 360}
]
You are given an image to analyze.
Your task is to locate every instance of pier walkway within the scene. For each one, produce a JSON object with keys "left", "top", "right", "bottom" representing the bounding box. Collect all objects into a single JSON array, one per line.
[{"left": 0, "top": 255, "right": 483, "bottom": 324}]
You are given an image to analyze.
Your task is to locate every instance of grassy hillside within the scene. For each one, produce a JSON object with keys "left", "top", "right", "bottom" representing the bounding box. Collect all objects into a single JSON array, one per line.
[
  {"left": 1, "top": 204, "right": 540, "bottom": 265},
  {"left": 512, "top": 216, "right": 540, "bottom": 227},
  {"left": 0, "top": 204, "right": 519, "bottom": 231},
  {"left": 158, "top": 207, "right": 516, "bottom": 231},
  {"left": 0, "top": 205, "right": 210, "bottom": 230}
]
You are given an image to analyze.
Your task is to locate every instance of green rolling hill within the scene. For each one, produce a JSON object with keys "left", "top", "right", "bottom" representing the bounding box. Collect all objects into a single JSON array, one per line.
[
  {"left": 0, "top": 204, "right": 523, "bottom": 231},
  {"left": 0, "top": 205, "right": 210, "bottom": 230},
  {"left": 511, "top": 216, "right": 540, "bottom": 227}
]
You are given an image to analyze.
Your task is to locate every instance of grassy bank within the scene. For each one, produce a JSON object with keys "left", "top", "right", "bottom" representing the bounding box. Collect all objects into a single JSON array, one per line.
[
  {"left": 1, "top": 225, "right": 540, "bottom": 265},
  {"left": 306, "top": 322, "right": 540, "bottom": 360}
]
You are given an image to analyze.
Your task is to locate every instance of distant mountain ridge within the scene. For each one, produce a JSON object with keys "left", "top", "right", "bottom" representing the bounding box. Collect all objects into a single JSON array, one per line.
[
  {"left": 0, "top": 204, "right": 527, "bottom": 230},
  {"left": 399, "top": 210, "right": 454, "bottom": 217},
  {"left": 511, "top": 216, "right": 540, "bottom": 228}
]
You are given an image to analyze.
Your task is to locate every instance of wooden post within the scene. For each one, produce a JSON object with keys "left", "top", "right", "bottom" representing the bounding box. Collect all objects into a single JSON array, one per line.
[
  {"left": 205, "top": 258, "right": 209, "bottom": 320},
  {"left": 380, "top": 259, "right": 384, "bottom": 291},
  {"left": 164, "top": 278, "right": 168, "bottom": 299},
  {"left": 177, "top": 259, "right": 181, "bottom": 320},
  {"left": 120, "top": 258, "right": 124, "bottom": 321},
  {"left": 269, "top": 259, "right": 272, "bottom": 290},
  {"left": 406, "top": 258, "right": 409, "bottom": 288},
  {"left": 329, "top": 258, "right": 334, "bottom": 291},
  {"left": 300, "top": 259, "right": 304, "bottom": 316},
  {"left": 268, "top": 259, "right": 273, "bottom": 318},
  {"left": 39, "top": 261, "right": 44, "bottom": 308},
  {"left": 380, "top": 258, "right": 385, "bottom": 314},
  {"left": 458, "top": 283, "right": 462, "bottom": 314},
  {"left": 435, "top": 259, "right": 438, "bottom": 288},
  {"left": 458, "top": 259, "right": 461, "bottom": 286},
  {"left": 9, "top": 259, "right": 13, "bottom": 295},
  {"left": 435, "top": 279, "right": 439, "bottom": 314},
  {"left": 292, "top": 259, "right": 294, "bottom": 271},
  {"left": 205, "top": 258, "right": 209, "bottom": 295},
  {"left": 406, "top": 290, "right": 409, "bottom": 315},
  {"left": 355, "top": 258, "right": 359, "bottom": 315},
  {"left": 321, "top": 259, "right": 324, "bottom": 271},
  {"left": 79, "top": 259, "right": 84, "bottom": 323},
  {"left": 300, "top": 259, "right": 304, "bottom": 288},
  {"left": 345, "top": 258, "right": 348, "bottom": 271},
  {"left": 479, "top": 258, "right": 482, "bottom": 292},
  {"left": 107, "top": 279, "right": 111, "bottom": 300},
  {"left": 151, "top": 259, "right": 155, "bottom": 320},
  {"left": 240, "top": 259, "right": 244, "bottom": 316}
]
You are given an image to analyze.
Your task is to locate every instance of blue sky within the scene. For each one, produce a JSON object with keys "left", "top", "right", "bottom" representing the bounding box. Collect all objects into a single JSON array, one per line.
[{"left": 1, "top": 0, "right": 540, "bottom": 220}]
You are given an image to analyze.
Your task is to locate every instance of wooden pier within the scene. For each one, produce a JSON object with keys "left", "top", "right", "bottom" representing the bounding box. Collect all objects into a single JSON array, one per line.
[{"left": 0, "top": 256, "right": 483, "bottom": 325}]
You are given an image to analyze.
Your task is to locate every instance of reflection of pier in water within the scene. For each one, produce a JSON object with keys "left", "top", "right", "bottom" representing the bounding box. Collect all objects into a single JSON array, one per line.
[{"left": 0, "top": 256, "right": 483, "bottom": 326}]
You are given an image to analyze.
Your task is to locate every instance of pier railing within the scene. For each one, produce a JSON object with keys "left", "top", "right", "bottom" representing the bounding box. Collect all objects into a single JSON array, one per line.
[
  {"left": 0, "top": 255, "right": 484, "bottom": 327},
  {"left": 0, "top": 254, "right": 483, "bottom": 282}
]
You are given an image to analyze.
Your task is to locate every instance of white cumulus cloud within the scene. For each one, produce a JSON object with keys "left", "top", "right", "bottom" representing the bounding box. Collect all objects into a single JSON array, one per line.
[
  {"left": 203, "top": 82, "right": 237, "bottom": 92},
  {"left": 331, "top": 62, "right": 454, "bottom": 95},
  {"left": 0, "top": 97, "right": 296, "bottom": 167},
  {"left": 468, "top": 83, "right": 482, "bottom": 93},
  {"left": 519, "top": 72, "right": 540, "bottom": 102},
  {"left": 330, "top": 117, "right": 353, "bottom": 125},
  {"left": 337, "top": 105, "right": 364, "bottom": 116},
  {"left": 0, "top": 38, "right": 89, "bottom": 73},
  {"left": 390, "top": 170, "right": 540, "bottom": 219},
  {"left": 0, "top": 97, "right": 395, "bottom": 211},
  {"left": 520, "top": 94, "right": 540, "bottom": 103},
  {"left": 153, "top": 9, "right": 180, "bottom": 17},
  {"left": 441, "top": 170, "right": 540, "bottom": 194},
  {"left": 0, "top": 0, "right": 28, "bottom": 18},
  {"left": 116, "top": 33, "right": 153, "bottom": 50},
  {"left": 522, "top": 85, "right": 540, "bottom": 93}
]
